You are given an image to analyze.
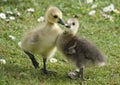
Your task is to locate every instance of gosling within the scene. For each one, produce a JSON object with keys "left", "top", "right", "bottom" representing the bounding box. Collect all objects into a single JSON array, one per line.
[
  {"left": 21, "top": 6, "right": 64, "bottom": 74},
  {"left": 56, "top": 17, "right": 106, "bottom": 80}
]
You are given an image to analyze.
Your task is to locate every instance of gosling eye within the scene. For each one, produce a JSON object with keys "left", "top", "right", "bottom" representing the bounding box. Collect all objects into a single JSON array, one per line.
[
  {"left": 53, "top": 15, "right": 58, "bottom": 18},
  {"left": 72, "top": 22, "right": 75, "bottom": 25}
]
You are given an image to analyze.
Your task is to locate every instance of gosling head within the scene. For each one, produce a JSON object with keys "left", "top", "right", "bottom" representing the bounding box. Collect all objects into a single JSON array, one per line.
[
  {"left": 65, "top": 18, "right": 79, "bottom": 35},
  {"left": 45, "top": 6, "right": 64, "bottom": 25}
]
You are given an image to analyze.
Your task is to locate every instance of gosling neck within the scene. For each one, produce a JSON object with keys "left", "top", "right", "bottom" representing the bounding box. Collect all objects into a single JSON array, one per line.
[{"left": 45, "top": 20, "right": 56, "bottom": 26}]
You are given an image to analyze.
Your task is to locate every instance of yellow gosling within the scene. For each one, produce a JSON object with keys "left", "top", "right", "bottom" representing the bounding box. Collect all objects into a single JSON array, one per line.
[{"left": 21, "top": 6, "right": 64, "bottom": 74}]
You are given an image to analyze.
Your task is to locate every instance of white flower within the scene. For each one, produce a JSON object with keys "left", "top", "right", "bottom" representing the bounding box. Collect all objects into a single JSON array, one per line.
[
  {"left": 109, "top": 16, "right": 113, "bottom": 22},
  {"left": 86, "top": 0, "right": 93, "bottom": 4},
  {"left": 37, "top": 16, "right": 44, "bottom": 22},
  {"left": 20, "top": 72, "right": 27, "bottom": 76},
  {"left": 88, "top": 10, "right": 96, "bottom": 16},
  {"left": 68, "top": 72, "right": 76, "bottom": 79},
  {"left": 27, "top": 8, "right": 35, "bottom": 12},
  {"left": 109, "top": 4, "right": 114, "bottom": 11},
  {"left": 103, "top": 4, "right": 114, "bottom": 12},
  {"left": 49, "top": 58, "right": 57, "bottom": 63},
  {"left": 75, "top": 69, "right": 79, "bottom": 72},
  {"left": 0, "top": 13, "right": 6, "bottom": 19},
  {"left": 17, "top": 12, "right": 21, "bottom": 16},
  {"left": 0, "top": 59, "right": 6, "bottom": 64},
  {"left": 102, "top": 13, "right": 114, "bottom": 22},
  {"left": 2, "top": 0, "right": 7, "bottom": 2},
  {"left": 91, "top": 4, "right": 97, "bottom": 9},
  {"left": 9, "top": 35, "right": 16, "bottom": 40},
  {"left": 18, "top": 41, "right": 22, "bottom": 48},
  {"left": 102, "top": 13, "right": 107, "bottom": 17},
  {"left": 6, "top": 19, "right": 10, "bottom": 22},
  {"left": 6, "top": 11, "right": 13, "bottom": 14},
  {"left": 9, "top": 16, "right": 15, "bottom": 20}
]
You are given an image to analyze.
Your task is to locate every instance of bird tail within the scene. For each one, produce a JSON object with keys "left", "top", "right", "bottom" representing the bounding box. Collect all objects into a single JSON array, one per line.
[
  {"left": 98, "top": 62, "right": 106, "bottom": 67},
  {"left": 97, "top": 55, "right": 106, "bottom": 67}
]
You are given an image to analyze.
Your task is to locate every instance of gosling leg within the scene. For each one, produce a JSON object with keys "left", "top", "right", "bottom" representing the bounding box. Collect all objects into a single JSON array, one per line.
[
  {"left": 43, "top": 58, "right": 47, "bottom": 74},
  {"left": 42, "top": 57, "right": 56, "bottom": 74},
  {"left": 24, "top": 50, "right": 39, "bottom": 68},
  {"left": 79, "top": 67, "right": 85, "bottom": 81}
]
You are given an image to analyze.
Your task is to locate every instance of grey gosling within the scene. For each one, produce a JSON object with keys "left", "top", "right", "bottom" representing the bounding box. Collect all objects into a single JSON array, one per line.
[
  {"left": 56, "top": 17, "right": 106, "bottom": 80},
  {"left": 21, "top": 6, "right": 64, "bottom": 74}
]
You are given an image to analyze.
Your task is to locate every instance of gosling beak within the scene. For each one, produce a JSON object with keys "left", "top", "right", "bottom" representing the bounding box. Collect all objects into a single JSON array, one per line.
[
  {"left": 58, "top": 19, "right": 65, "bottom": 25},
  {"left": 65, "top": 24, "right": 71, "bottom": 28}
]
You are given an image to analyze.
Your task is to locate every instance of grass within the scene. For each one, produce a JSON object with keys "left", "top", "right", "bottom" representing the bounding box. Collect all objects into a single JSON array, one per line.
[{"left": 0, "top": 0, "right": 120, "bottom": 85}]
